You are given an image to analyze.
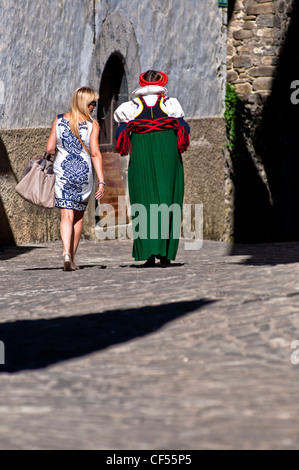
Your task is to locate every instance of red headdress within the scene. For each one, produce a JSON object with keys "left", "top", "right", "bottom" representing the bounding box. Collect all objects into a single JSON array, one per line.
[{"left": 139, "top": 71, "right": 168, "bottom": 87}]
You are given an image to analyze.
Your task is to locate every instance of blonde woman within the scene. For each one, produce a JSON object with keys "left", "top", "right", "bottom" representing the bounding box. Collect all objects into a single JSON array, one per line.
[{"left": 46, "top": 86, "right": 105, "bottom": 271}]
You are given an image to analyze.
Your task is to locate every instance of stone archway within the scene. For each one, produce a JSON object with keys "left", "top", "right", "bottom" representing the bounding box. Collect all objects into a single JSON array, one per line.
[
  {"left": 97, "top": 53, "right": 128, "bottom": 152},
  {"left": 89, "top": 13, "right": 140, "bottom": 238},
  {"left": 89, "top": 12, "right": 141, "bottom": 95}
]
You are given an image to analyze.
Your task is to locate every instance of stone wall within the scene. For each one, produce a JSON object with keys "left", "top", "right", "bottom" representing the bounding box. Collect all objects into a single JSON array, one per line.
[
  {"left": 0, "top": 117, "right": 228, "bottom": 245},
  {"left": 1, "top": 0, "right": 226, "bottom": 129},
  {"left": 0, "top": 1, "right": 228, "bottom": 244},
  {"left": 226, "top": 0, "right": 299, "bottom": 242},
  {"left": 183, "top": 118, "right": 227, "bottom": 241},
  {"left": 0, "top": 128, "right": 95, "bottom": 246},
  {"left": 227, "top": 0, "right": 293, "bottom": 107}
]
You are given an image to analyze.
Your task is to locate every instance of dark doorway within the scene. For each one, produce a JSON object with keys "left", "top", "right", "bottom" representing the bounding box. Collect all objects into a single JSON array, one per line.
[{"left": 98, "top": 54, "right": 128, "bottom": 152}]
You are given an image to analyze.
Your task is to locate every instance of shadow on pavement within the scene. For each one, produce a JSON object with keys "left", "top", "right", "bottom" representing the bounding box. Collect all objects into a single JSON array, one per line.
[
  {"left": 0, "top": 246, "right": 42, "bottom": 261},
  {"left": 0, "top": 299, "right": 213, "bottom": 374},
  {"left": 229, "top": 242, "right": 299, "bottom": 266},
  {"left": 24, "top": 265, "right": 108, "bottom": 271},
  {"left": 128, "top": 263, "right": 185, "bottom": 269}
]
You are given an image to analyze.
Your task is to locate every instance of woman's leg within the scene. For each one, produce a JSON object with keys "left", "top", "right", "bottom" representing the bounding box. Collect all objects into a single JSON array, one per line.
[
  {"left": 60, "top": 209, "right": 75, "bottom": 256},
  {"left": 72, "top": 210, "right": 84, "bottom": 264}
]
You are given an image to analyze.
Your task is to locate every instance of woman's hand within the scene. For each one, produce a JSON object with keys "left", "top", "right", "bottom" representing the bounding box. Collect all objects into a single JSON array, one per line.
[{"left": 95, "top": 183, "right": 105, "bottom": 200}]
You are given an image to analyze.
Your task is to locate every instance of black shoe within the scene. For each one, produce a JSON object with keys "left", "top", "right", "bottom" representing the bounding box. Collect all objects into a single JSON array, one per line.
[
  {"left": 159, "top": 256, "right": 171, "bottom": 266},
  {"left": 142, "top": 256, "right": 156, "bottom": 268}
]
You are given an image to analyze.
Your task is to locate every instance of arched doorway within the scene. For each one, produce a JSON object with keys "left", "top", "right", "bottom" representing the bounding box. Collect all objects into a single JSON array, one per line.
[
  {"left": 95, "top": 54, "right": 130, "bottom": 236},
  {"left": 98, "top": 54, "right": 128, "bottom": 151}
]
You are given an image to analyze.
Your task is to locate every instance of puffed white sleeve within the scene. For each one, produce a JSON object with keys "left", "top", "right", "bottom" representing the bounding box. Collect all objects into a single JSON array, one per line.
[
  {"left": 114, "top": 100, "right": 139, "bottom": 123},
  {"left": 162, "top": 97, "right": 185, "bottom": 118}
]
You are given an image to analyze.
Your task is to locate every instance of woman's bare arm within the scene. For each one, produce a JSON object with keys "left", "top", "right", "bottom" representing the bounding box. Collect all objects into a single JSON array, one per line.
[
  {"left": 46, "top": 117, "right": 58, "bottom": 154},
  {"left": 90, "top": 120, "right": 105, "bottom": 200}
]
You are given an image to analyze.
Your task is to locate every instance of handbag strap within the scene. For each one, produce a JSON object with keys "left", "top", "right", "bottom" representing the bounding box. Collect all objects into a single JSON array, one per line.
[
  {"left": 77, "top": 119, "right": 92, "bottom": 156},
  {"left": 41, "top": 152, "right": 53, "bottom": 169},
  {"left": 77, "top": 134, "right": 91, "bottom": 156},
  {"left": 58, "top": 114, "right": 92, "bottom": 156}
]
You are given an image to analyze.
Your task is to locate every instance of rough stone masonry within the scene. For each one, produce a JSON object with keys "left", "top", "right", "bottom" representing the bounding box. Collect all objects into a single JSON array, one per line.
[{"left": 227, "top": 0, "right": 293, "bottom": 109}]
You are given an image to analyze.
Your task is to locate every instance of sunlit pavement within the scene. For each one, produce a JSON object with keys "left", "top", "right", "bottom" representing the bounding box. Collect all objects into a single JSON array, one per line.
[{"left": 1, "top": 238, "right": 299, "bottom": 449}]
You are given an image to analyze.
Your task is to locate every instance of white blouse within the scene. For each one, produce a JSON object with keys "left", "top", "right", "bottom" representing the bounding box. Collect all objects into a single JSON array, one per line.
[{"left": 114, "top": 85, "right": 185, "bottom": 123}]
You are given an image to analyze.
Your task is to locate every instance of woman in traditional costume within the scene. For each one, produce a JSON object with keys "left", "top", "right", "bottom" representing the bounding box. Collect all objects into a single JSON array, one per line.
[{"left": 114, "top": 70, "right": 190, "bottom": 267}]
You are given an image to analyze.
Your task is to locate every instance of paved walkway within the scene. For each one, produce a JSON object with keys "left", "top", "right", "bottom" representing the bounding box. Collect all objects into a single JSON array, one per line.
[{"left": 1, "top": 238, "right": 299, "bottom": 449}]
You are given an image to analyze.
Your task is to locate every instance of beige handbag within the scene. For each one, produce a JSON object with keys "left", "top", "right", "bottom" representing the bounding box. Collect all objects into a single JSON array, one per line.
[{"left": 15, "top": 152, "right": 56, "bottom": 209}]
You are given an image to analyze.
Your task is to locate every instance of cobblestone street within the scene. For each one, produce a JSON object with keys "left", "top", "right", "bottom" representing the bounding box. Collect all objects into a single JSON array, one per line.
[{"left": 1, "top": 238, "right": 299, "bottom": 449}]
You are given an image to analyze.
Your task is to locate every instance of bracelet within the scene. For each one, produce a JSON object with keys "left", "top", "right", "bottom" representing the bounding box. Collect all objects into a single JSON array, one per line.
[{"left": 97, "top": 182, "right": 106, "bottom": 185}]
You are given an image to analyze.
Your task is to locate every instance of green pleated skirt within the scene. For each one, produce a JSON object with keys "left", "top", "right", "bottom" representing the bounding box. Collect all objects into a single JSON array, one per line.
[{"left": 128, "top": 129, "right": 184, "bottom": 261}]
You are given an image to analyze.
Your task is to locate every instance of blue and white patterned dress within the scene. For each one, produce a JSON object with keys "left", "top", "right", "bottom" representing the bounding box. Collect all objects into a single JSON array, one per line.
[{"left": 54, "top": 114, "right": 93, "bottom": 211}]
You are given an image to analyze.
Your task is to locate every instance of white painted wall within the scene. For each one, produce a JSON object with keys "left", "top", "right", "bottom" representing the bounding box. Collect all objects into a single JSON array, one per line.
[{"left": 0, "top": 0, "right": 226, "bottom": 129}]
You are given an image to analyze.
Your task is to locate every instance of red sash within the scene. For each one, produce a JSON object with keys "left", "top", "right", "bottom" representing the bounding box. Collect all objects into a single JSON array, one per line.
[{"left": 116, "top": 117, "right": 190, "bottom": 156}]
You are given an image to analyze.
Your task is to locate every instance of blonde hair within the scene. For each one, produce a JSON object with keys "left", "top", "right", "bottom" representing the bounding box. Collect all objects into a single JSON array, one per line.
[{"left": 68, "top": 86, "right": 99, "bottom": 140}]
